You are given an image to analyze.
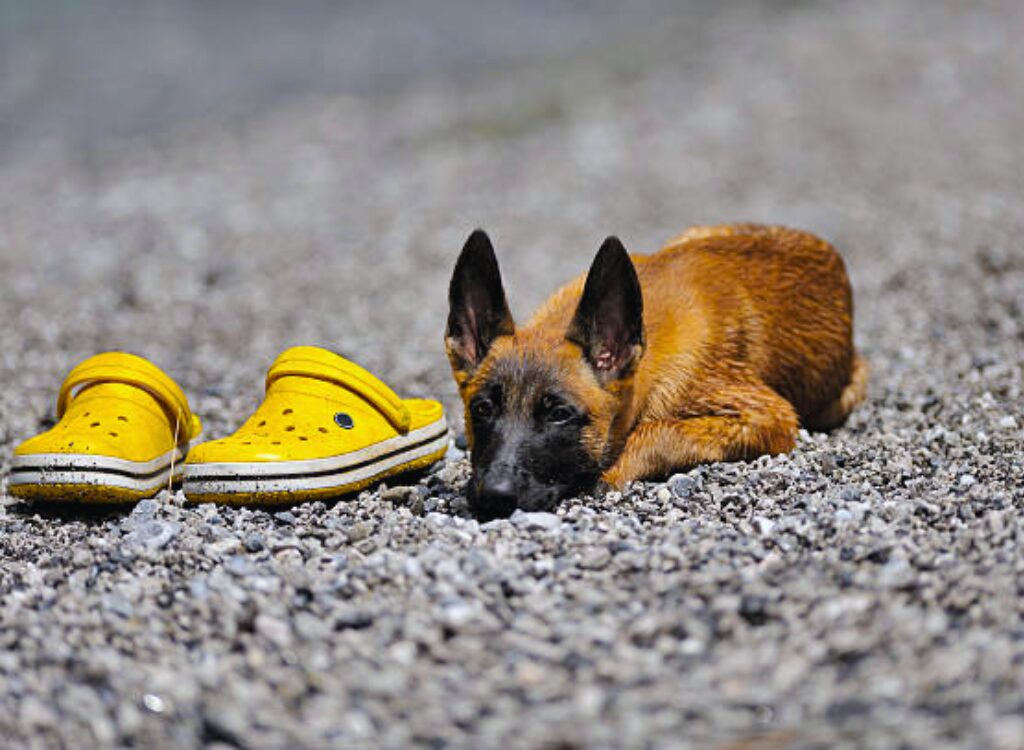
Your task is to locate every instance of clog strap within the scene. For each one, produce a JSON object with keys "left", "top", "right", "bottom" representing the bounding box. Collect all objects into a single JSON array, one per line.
[
  {"left": 57, "top": 352, "right": 202, "bottom": 444},
  {"left": 266, "top": 346, "right": 411, "bottom": 434}
]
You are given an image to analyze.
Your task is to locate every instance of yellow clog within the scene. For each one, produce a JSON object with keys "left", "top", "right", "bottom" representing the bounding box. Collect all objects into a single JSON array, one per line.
[
  {"left": 9, "top": 352, "right": 202, "bottom": 503},
  {"left": 183, "top": 346, "right": 449, "bottom": 505}
]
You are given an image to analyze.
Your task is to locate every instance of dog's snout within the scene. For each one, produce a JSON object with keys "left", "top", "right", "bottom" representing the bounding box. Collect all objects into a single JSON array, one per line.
[{"left": 474, "top": 467, "right": 519, "bottom": 520}]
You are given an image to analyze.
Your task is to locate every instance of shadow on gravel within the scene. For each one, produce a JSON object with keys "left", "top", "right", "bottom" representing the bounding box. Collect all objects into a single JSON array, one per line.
[
  {"left": 3, "top": 464, "right": 468, "bottom": 522},
  {"left": 6, "top": 498, "right": 136, "bottom": 525}
]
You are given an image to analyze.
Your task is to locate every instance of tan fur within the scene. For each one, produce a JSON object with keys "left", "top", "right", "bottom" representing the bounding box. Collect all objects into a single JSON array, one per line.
[{"left": 451, "top": 224, "right": 866, "bottom": 487}]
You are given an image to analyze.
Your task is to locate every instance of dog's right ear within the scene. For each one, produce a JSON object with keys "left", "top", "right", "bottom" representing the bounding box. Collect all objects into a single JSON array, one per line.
[
  {"left": 446, "top": 229, "right": 515, "bottom": 383},
  {"left": 566, "top": 236, "right": 645, "bottom": 383}
]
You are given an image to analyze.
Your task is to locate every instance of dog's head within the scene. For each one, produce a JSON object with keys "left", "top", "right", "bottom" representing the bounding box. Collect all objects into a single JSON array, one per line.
[{"left": 445, "top": 229, "right": 645, "bottom": 520}]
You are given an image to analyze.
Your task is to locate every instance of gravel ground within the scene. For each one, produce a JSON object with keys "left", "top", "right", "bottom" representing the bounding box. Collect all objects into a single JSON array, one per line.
[{"left": 2, "top": 1, "right": 1024, "bottom": 747}]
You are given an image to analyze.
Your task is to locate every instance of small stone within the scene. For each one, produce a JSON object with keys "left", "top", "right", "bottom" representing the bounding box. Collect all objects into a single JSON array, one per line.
[
  {"left": 839, "top": 486, "right": 862, "bottom": 502},
  {"left": 403, "top": 557, "right": 424, "bottom": 578},
  {"left": 225, "top": 555, "right": 254, "bottom": 577},
  {"left": 346, "top": 521, "right": 373, "bottom": 542},
  {"left": 878, "top": 557, "right": 915, "bottom": 589},
  {"left": 142, "top": 694, "right": 166, "bottom": 714},
  {"left": 243, "top": 533, "right": 265, "bottom": 553},
  {"left": 425, "top": 512, "right": 451, "bottom": 527},
  {"left": 834, "top": 509, "right": 853, "bottom": 524},
  {"left": 655, "top": 487, "right": 672, "bottom": 503},
  {"left": 669, "top": 474, "right": 701, "bottom": 499},
  {"left": 103, "top": 593, "right": 133, "bottom": 619},
  {"left": 255, "top": 614, "right": 292, "bottom": 648},
  {"left": 274, "top": 547, "right": 304, "bottom": 566},
  {"left": 126, "top": 520, "right": 181, "bottom": 550},
  {"left": 131, "top": 499, "right": 157, "bottom": 517},
  {"left": 189, "top": 578, "right": 209, "bottom": 599},
  {"left": 998, "top": 415, "right": 1018, "bottom": 430},
  {"left": 511, "top": 511, "right": 561, "bottom": 531},
  {"left": 579, "top": 547, "right": 612, "bottom": 570},
  {"left": 440, "top": 599, "right": 476, "bottom": 629},
  {"left": 274, "top": 511, "right": 296, "bottom": 525},
  {"left": 409, "top": 493, "right": 425, "bottom": 516},
  {"left": 381, "top": 486, "right": 415, "bottom": 505},
  {"left": 438, "top": 463, "right": 464, "bottom": 485},
  {"left": 752, "top": 516, "right": 776, "bottom": 536},
  {"left": 959, "top": 474, "right": 977, "bottom": 488}
]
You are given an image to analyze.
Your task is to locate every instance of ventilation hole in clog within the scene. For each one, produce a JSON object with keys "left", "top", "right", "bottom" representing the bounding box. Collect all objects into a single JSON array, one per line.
[
  {"left": 117, "top": 415, "right": 128, "bottom": 422},
  {"left": 258, "top": 420, "right": 267, "bottom": 427},
  {"left": 299, "top": 436, "right": 308, "bottom": 441},
  {"left": 242, "top": 441, "right": 251, "bottom": 445},
  {"left": 109, "top": 432, "right": 118, "bottom": 438},
  {"left": 271, "top": 441, "right": 281, "bottom": 446},
  {"left": 318, "top": 427, "right": 328, "bottom": 434},
  {"left": 282, "top": 408, "right": 293, "bottom": 415},
  {"left": 90, "top": 422, "right": 100, "bottom": 428},
  {"left": 68, "top": 442, "right": 74, "bottom": 448},
  {"left": 83, "top": 412, "right": 90, "bottom": 417},
  {"left": 285, "top": 426, "right": 295, "bottom": 432}
]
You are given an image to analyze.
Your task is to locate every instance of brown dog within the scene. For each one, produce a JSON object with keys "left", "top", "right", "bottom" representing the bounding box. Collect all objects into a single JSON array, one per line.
[{"left": 445, "top": 223, "right": 867, "bottom": 520}]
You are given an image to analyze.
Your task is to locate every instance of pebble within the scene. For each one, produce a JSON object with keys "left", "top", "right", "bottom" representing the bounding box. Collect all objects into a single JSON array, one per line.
[
  {"left": 125, "top": 520, "right": 181, "bottom": 551},
  {"left": 255, "top": 615, "right": 292, "bottom": 648},
  {"left": 380, "top": 486, "right": 416, "bottom": 505},
  {"left": 511, "top": 511, "right": 562, "bottom": 531},
  {"left": 668, "top": 474, "right": 701, "bottom": 499},
  {"left": 579, "top": 547, "right": 612, "bottom": 570}
]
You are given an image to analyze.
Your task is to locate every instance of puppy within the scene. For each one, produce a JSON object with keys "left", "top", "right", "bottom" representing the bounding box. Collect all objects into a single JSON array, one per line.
[{"left": 445, "top": 224, "right": 867, "bottom": 520}]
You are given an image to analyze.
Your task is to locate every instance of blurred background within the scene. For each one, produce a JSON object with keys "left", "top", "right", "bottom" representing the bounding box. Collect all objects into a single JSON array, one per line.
[{"left": 0, "top": 0, "right": 1021, "bottom": 439}]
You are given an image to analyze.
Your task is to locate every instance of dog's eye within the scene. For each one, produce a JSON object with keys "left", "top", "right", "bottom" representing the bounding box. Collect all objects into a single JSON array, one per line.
[
  {"left": 471, "top": 397, "right": 495, "bottom": 420},
  {"left": 548, "top": 405, "right": 575, "bottom": 423},
  {"left": 541, "top": 395, "right": 576, "bottom": 424}
]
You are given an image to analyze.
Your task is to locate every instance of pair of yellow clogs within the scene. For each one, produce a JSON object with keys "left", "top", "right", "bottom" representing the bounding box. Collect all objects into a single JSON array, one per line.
[{"left": 8, "top": 347, "right": 448, "bottom": 505}]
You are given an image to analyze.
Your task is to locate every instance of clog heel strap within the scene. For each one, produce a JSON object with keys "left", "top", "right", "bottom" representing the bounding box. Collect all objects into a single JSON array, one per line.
[
  {"left": 267, "top": 346, "right": 411, "bottom": 434},
  {"left": 57, "top": 352, "right": 202, "bottom": 446}
]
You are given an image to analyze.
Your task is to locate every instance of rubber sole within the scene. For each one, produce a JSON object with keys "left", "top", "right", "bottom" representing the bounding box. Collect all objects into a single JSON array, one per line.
[
  {"left": 8, "top": 448, "right": 184, "bottom": 503},
  {"left": 182, "top": 418, "right": 449, "bottom": 505}
]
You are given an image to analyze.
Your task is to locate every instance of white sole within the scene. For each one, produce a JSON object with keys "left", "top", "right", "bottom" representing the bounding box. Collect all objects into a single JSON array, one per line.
[
  {"left": 9, "top": 447, "right": 185, "bottom": 493},
  {"left": 183, "top": 418, "right": 449, "bottom": 496}
]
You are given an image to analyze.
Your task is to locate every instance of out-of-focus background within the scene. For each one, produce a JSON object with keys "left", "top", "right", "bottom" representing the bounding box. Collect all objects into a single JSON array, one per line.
[
  {"left": 1, "top": 0, "right": 1020, "bottom": 408},
  {"left": 2, "top": 2, "right": 1024, "bottom": 748}
]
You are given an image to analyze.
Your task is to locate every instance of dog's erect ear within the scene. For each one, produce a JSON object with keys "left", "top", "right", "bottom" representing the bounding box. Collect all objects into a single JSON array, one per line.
[
  {"left": 566, "top": 236, "right": 644, "bottom": 382},
  {"left": 446, "top": 229, "right": 515, "bottom": 380}
]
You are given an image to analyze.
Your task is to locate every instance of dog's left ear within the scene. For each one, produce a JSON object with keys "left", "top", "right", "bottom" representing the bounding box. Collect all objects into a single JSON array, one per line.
[
  {"left": 566, "top": 236, "right": 645, "bottom": 382},
  {"left": 446, "top": 229, "right": 516, "bottom": 383}
]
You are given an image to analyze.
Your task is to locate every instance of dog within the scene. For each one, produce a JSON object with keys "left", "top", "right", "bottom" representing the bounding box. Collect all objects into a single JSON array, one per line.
[{"left": 445, "top": 223, "right": 867, "bottom": 520}]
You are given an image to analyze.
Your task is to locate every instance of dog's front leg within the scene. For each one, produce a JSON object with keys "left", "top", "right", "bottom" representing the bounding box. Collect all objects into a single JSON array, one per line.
[{"left": 601, "top": 381, "right": 799, "bottom": 487}]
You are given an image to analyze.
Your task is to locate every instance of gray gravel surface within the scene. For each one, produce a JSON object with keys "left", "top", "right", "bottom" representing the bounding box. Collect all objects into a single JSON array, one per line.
[{"left": 2, "top": 1, "right": 1024, "bottom": 747}]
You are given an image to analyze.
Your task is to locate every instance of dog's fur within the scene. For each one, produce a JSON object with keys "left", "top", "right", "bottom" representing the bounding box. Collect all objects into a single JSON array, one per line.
[{"left": 446, "top": 223, "right": 867, "bottom": 520}]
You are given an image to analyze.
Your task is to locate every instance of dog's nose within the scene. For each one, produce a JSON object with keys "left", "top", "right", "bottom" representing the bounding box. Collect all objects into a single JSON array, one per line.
[{"left": 474, "top": 473, "right": 518, "bottom": 520}]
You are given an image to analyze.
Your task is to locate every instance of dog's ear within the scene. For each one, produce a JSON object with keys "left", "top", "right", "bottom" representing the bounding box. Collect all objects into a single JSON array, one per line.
[
  {"left": 446, "top": 229, "right": 515, "bottom": 382},
  {"left": 566, "top": 236, "right": 644, "bottom": 382}
]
